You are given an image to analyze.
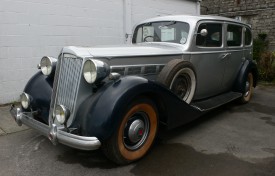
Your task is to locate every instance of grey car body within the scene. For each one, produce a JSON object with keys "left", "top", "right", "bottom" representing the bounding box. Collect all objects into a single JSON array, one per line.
[
  {"left": 10, "top": 15, "right": 258, "bottom": 164},
  {"left": 67, "top": 15, "right": 254, "bottom": 99}
]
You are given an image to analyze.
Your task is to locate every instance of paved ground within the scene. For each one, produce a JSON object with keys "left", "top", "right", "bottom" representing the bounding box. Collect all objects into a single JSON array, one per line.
[
  {"left": 0, "top": 86, "right": 275, "bottom": 176},
  {"left": 0, "top": 106, "right": 28, "bottom": 135}
]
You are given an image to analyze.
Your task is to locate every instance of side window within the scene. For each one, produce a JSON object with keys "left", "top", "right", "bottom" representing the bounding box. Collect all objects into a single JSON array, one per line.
[
  {"left": 227, "top": 24, "right": 242, "bottom": 47},
  {"left": 245, "top": 27, "right": 252, "bottom": 46},
  {"left": 196, "top": 23, "right": 222, "bottom": 47}
]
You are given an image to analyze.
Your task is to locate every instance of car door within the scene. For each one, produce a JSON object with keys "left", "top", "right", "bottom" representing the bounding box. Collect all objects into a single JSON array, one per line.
[
  {"left": 190, "top": 21, "right": 228, "bottom": 100},
  {"left": 223, "top": 23, "right": 244, "bottom": 90}
]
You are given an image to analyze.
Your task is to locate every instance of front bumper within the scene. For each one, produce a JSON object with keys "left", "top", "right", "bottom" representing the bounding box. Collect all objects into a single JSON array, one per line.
[{"left": 10, "top": 105, "right": 101, "bottom": 150}]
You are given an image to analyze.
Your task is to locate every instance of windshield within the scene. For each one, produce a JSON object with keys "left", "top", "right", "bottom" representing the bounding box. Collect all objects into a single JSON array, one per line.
[{"left": 132, "top": 21, "right": 190, "bottom": 44}]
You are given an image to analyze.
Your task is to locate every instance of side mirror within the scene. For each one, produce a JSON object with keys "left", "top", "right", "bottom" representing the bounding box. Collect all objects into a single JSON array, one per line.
[
  {"left": 200, "top": 29, "right": 208, "bottom": 36},
  {"left": 195, "top": 29, "right": 208, "bottom": 36}
]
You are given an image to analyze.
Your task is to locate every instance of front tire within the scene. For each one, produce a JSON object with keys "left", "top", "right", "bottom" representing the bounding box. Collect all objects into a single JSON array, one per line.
[{"left": 102, "top": 98, "right": 158, "bottom": 165}]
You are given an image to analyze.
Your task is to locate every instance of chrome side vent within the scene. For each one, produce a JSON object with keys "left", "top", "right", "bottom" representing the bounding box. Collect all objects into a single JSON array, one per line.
[
  {"left": 111, "top": 67, "right": 125, "bottom": 75},
  {"left": 111, "top": 64, "right": 165, "bottom": 76},
  {"left": 144, "top": 66, "right": 157, "bottom": 75},
  {"left": 158, "top": 65, "right": 165, "bottom": 72},
  {"left": 128, "top": 67, "right": 142, "bottom": 75}
]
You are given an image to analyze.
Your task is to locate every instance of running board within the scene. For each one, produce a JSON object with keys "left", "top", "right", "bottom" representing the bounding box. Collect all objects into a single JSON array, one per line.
[{"left": 191, "top": 92, "right": 242, "bottom": 112}]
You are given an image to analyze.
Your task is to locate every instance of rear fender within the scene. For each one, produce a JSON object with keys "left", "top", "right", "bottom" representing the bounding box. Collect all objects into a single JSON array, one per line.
[{"left": 233, "top": 59, "right": 258, "bottom": 93}]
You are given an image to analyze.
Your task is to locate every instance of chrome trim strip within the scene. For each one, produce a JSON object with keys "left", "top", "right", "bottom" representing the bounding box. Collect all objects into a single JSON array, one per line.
[
  {"left": 97, "top": 53, "right": 183, "bottom": 59},
  {"left": 110, "top": 64, "right": 165, "bottom": 68},
  {"left": 10, "top": 105, "right": 101, "bottom": 151}
]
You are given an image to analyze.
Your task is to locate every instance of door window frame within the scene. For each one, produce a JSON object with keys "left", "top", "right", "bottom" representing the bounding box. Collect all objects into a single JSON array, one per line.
[
  {"left": 225, "top": 23, "right": 244, "bottom": 48},
  {"left": 194, "top": 21, "right": 225, "bottom": 50}
]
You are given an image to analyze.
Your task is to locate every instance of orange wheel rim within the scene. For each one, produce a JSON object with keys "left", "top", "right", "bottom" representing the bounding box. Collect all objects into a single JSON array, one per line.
[{"left": 117, "top": 103, "right": 157, "bottom": 161}]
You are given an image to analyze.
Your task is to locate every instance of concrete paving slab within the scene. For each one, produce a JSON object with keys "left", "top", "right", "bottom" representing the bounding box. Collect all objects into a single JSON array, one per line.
[
  {"left": 0, "top": 106, "right": 29, "bottom": 134},
  {"left": 0, "top": 128, "right": 5, "bottom": 135}
]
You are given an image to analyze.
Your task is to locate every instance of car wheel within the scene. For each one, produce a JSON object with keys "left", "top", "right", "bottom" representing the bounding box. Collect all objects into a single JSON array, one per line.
[
  {"left": 102, "top": 98, "right": 158, "bottom": 165},
  {"left": 239, "top": 72, "right": 254, "bottom": 104},
  {"left": 157, "top": 59, "right": 196, "bottom": 104}
]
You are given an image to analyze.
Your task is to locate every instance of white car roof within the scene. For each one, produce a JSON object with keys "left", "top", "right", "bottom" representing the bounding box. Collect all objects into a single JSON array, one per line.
[{"left": 137, "top": 15, "right": 250, "bottom": 28}]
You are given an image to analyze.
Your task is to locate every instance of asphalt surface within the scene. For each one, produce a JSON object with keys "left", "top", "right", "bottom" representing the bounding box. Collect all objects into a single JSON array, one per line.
[{"left": 0, "top": 85, "right": 275, "bottom": 176}]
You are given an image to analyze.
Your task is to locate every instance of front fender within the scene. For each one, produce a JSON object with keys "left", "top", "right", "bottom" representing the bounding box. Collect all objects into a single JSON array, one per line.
[
  {"left": 75, "top": 76, "right": 152, "bottom": 141},
  {"left": 75, "top": 76, "right": 202, "bottom": 141},
  {"left": 23, "top": 72, "right": 53, "bottom": 124}
]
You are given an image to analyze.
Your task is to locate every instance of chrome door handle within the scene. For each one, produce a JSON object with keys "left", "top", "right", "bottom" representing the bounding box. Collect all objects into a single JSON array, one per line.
[{"left": 221, "top": 53, "right": 231, "bottom": 60}]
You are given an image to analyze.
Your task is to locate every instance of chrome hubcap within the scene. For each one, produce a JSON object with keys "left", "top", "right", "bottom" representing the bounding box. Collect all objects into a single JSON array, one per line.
[
  {"left": 171, "top": 73, "right": 191, "bottom": 101},
  {"left": 128, "top": 119, "right": 144, "bottom": 143},
  {"left": 123, "top": 112, "right": 149, "bottom": 150}
]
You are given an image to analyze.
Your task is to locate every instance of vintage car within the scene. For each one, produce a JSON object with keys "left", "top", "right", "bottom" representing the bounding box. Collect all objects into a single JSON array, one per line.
[{"left": 10, "top": 15, "right": 258, "bottom": 164}]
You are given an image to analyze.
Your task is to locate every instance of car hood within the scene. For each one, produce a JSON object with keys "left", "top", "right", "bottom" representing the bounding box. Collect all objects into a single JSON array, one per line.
[{"left": 62, "top": 43, "right": 184, "bottom": 58}]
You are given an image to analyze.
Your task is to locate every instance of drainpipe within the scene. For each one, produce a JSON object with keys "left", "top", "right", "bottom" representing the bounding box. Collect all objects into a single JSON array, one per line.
[
  {"left": 197, "top": 0, "right": 201, "bottom": 15},
  {"left": 124, "top": 0, "right": 132, "bottom": 44}
]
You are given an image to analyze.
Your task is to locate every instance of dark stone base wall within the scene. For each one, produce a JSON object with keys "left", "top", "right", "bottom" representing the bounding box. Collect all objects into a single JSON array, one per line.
[{"left": 201, "top": 0, "right": 275, "bottom": 50}]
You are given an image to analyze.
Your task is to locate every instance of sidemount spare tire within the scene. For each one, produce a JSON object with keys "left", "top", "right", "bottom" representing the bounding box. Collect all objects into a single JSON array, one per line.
[{"left": 157, "top": 59, "right": 196, "bottom": 104}]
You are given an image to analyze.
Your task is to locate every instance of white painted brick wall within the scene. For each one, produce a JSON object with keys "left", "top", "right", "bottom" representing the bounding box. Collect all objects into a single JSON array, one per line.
[
  {"left": 0, "top": 0, "right": 198, "bottom": 104},
  {"left": 131, "top": 0, "right": 198, "bottom": 26},
  {"left": 0, "top": 0, "right": 125, "bottom": 104}
]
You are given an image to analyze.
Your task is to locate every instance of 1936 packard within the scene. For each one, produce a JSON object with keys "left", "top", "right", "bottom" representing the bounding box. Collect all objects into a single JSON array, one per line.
[{"left": 10, "top": 15, "right": 258, "bottom": 164}]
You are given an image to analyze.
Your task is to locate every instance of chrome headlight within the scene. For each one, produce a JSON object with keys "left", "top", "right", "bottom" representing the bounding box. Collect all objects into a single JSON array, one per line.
[
  {"left": 83, "top": 59, "right": 110, "bottom": 84},
  {"left": 20, "top": 92, "right": 31, "bottom": 109},
  {"left": 55, "top": 105, "right": 70, "bottom": 125},
  {"left": 40, "top": 56, "right": 57, "bottom": 76}
]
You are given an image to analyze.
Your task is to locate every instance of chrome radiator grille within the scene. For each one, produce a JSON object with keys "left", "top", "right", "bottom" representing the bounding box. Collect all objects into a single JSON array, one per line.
[{"left": 51, "top": 54, "right": 83, "bottom": 122}]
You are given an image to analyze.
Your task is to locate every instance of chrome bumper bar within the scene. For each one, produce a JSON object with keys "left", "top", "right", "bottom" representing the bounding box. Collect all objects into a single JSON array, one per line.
[{"left": 10, "top": 105, "right": 101, "bottom": 150}]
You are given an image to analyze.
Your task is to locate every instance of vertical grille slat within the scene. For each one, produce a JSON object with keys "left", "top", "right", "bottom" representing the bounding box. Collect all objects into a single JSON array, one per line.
[{"left": 51, "top": 54, "right": 83, "bottom": 121}]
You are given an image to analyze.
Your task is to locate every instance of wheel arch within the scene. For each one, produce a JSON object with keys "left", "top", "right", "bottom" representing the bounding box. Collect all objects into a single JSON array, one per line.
[{"left": 132, "top": 92, "right": 168, "bottom": 126}]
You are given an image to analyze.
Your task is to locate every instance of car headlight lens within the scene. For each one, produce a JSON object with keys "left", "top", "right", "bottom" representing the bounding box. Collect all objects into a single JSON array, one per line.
[
  {"left": 83, "top": 59, "right": 110, "bottom": 84},
  {"left": 55, "top": 105, "right": 70, "bottom": 125},
  {"left": 20, "top": 92, "right": 30, "bottom": 109},
  {"left": 83, "top": 59, "right": 97, "bottom": 83},
  {"left": 40, "top": 56, "right": 57, "bottom": 76}
]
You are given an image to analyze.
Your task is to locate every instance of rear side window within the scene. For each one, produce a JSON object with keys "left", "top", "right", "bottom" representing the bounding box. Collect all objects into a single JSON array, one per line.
[
  {"left": 227, "top": 24, "right": 242, "bottom": 47},
  {"left": 196, "top": 23, "right": 222, "bottom": 47},
  {"left": 245, "top": 27, "right": 252, "bottom": 46}
]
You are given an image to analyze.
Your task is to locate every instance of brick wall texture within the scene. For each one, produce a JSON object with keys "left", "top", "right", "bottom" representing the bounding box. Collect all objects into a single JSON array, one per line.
[
  {"left": 201, "top": 0, "right": 275, "bottom": 50},
  {"left": 0, "top": 0, "right": 197, "bottom": 104}
]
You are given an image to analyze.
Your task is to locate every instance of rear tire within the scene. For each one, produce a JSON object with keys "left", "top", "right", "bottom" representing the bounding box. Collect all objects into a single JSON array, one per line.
[
  {"left": 102, "top": 98, "right": 158, "bottom": 165},
  {"left": 239, "top": 72, "right": 254, "bottom": 104},
  {"left": 157, "top": 59, "right": 196, "bottom": 104}
]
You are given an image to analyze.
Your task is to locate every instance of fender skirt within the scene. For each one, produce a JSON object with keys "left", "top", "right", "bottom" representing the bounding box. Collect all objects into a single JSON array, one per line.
[{"left": 74, "top": 76, "right": 202, "bottom": 141}]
